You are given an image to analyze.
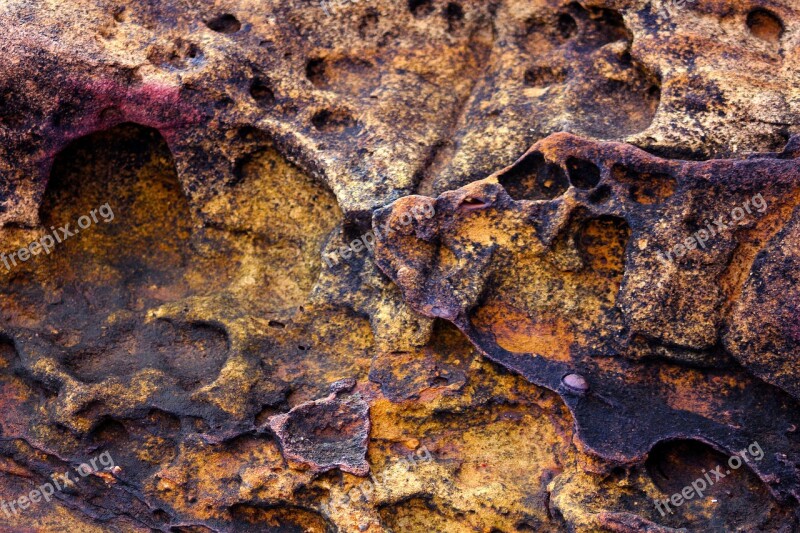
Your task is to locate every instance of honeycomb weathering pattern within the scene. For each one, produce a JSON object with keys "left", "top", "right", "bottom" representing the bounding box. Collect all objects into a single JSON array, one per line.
[
  {"left": 374, "top": 132, "right": 800, "bottom": 502},
  {"left": 2, "top": 0, "right": 800, "bottom": 531}
]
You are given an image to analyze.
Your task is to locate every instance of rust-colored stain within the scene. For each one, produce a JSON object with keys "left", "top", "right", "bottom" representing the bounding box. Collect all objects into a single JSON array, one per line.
[
  {"left": 472, "top": 301, "right": 574, "bottom": 362},
  {"left": 375, "top": 132, "right": 800, "bottom": 530}
]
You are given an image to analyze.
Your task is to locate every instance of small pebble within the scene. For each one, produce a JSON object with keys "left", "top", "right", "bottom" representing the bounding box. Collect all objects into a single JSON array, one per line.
[{"left": 562, "top": 373, "right": 589, "bottom": 393}]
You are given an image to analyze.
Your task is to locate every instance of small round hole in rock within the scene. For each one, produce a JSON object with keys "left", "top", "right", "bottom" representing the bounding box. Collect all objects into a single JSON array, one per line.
[
  {"left": 747, "top": 9, "right": 783, "bottom": 42},
  {"left": 305, "top": 57, "right": 328, "bottom": 87},
  {"left": 311, "top": 109, "right": 358, "bottom": 133},
  {"left": 112, "top": 7, "right": 126, "bottom": 23},
  {"left": 249, "top": 78, "right": 275, "bottom": 105},
  {"left": 445, "top": 3, "right": 464, "bottom": 32},
  {"left": 409, "top": 0, "right": 434, "bottom": 17},
  {"left": 206, "top": 14, "right": 241, "bottom": 34},
  {"left": 588, "top": 184, "right": 611, "bottom": 203},
  {"left": 566, "top": 157, "right": 601, "bottom": 189},
  {"left": 557, "top": 13, "right": 578, "bottom": 39},
  {"left": 498, "top": 151, "right": 570, "bottom": 201}
]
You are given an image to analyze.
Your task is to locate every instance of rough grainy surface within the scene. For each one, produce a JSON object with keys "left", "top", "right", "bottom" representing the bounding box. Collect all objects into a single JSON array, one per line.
[{"left": 1, "top": 0, "right": 800, "bottom": 531}]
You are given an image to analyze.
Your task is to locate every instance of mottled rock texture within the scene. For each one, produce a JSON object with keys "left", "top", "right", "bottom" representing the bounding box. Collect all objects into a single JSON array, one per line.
[{"left": 1, "top": 0, "right": 800, "bottom": 531}]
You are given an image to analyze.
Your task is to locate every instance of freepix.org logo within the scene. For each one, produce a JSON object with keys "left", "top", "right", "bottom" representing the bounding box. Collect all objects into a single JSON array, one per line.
[
  {"left": 1, "top": 203, "right": 115, "bottom": 272},
  {"left": 1, "top": 451, "right": 116, "bottom": 518},
  {"left": 654, "top": 442, "right": 765, "bottom": 516}
]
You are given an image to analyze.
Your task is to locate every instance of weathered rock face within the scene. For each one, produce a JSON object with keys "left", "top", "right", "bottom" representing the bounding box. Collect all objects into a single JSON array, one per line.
[
  {"left": 1, "top": 0, "right": 800, "bottom": 531},
  {"left": 374, "top": 132, "right": 800, "bottom": 518}
]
